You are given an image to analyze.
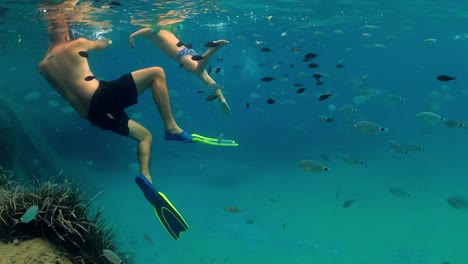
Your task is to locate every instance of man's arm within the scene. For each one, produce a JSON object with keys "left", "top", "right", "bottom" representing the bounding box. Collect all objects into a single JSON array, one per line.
[{"left": 76, "top": 38, "right": 112, "bottom": 51}]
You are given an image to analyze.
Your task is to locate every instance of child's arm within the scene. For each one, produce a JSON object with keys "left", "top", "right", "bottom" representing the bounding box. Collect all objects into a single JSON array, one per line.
[{"left": 129, "top": 28, "right": 155, "bottom": 48}]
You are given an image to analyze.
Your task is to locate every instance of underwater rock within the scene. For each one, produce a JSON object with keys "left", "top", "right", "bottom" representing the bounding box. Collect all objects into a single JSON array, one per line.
[{"left": 0, "top": 238, "right": 73, "bottom": 263}]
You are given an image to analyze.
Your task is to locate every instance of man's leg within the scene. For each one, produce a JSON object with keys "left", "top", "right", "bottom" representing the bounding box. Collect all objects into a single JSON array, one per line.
[
  {"left": 131, "top": 67, "right": 183, "bottom": 134},
  {"left": 128, "top": 120, "right": 153, "bottom": 181}
]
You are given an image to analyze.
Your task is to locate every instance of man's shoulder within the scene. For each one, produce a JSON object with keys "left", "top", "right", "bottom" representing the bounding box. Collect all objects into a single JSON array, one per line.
[{"left": 70, "top": 38, "right": 88, "bottom": 46}]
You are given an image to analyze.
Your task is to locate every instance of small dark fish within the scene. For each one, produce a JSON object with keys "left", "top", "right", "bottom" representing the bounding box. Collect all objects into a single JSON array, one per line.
[
  {"left": 233, "top": 65, "right": 242, "bottom": 69},
  {"left": 261, "top": 47, "right": 272, "bottom": 52},
  {"left": 245, "top": 102, "right": 250, "bottom": 109},
  {"left": 293, "top": 83, "right": 303, "bottom": 87},
  {"left": 268, "top": 197, "right": 278, "bottom": 203},
  {"left": 179, "top": 63, "right": 184, "bottom": 68},
  {"left": 207, "top": 65, "right": 212, "bottom": 74},
  {"left": 84, "top": 76, "right": 96, "bottom": 81},
  {"left": 282, "top": 222, "right": 287, "bottom": 229},
  {"left": 143, "top": 233, "right": 152, "bottom": 243},
  {"left": 245, "top": 218, "right": 254, "bottom": 224},
  {"left": 312, "top": 73, "right": 322, "bottom": 80},
  {"left": 447, "top": 196, "right": 468, "bottom": 209},
  {"left": 325, "top": 116, "right": 333, "bottom": 122},
  {"left": 335, "top": 188, "right": 341, "bottom": 200},
  {"left": 261, "top": 77, "right": 275, "bottom": 82},
  {"left": 318, "top": 93, "right": 332, "bottom": 101},
  {"left": 302, "top": 58, "right": 311, "bottom": 62},
  {"left": 437, "top": 75, "right": 456, "bottom": 81},
  {"left": 290, "top": 64, "right": 294, "bottom": 68},
  {"left": 206, "top": 95, "right": 220, "bottom": 101},
  {"left": 266, "top": 98, "right": 276, "bottom": 104},
  {"left": 176, "top": 41, "right": 184, "bottom": 47},
  {"left": 191, "top": 55, "right": 205, "bottom": 61},
  {"left": 78, "top": 51, "right": 88, "bottom": 58},
  {"left": 342, "top": 199, "right": 354, "bottom": 208},
  {"left": 336, "top": 64, "right": 345, "bottom": 68},
  {"left": 196, "top": 90, "right": 205, "bottom": 94},
  {"left": 296, "top": 87, "right": 307, "bottom": 94},
  {"left": 315, "top": 81, "right": 324, "bottom": 86},
  {"left": 304, "top": 52, "right": 318, "bottom": 59},
  {"left": 204, "top": 41, "right": 219, "bottom": 47},
  {"left": 109, "top": 1, "right": 122, "bottom": 6},
  {"left": 308, "top": 63, "right": 319, "bottom": 69},
  {"left": 215, "top": 67, "right": 221, "bottom": 74},
  {"left": 184, "top": 43, "right": 193, "bottom": 49},
  {"left": 258, "top": 63, "right": 266, "bottom": 66}
]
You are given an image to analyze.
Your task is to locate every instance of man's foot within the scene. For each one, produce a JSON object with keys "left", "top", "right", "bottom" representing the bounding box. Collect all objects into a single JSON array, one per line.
[
  {"left": 164, "top": 130, "right": 193, "bottom": 142},
  {"left": 135, "top": 174, "right": 159, "bottom": 204}
]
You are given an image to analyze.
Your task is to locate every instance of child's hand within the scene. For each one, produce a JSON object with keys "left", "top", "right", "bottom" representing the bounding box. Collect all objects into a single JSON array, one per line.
[{"left": 129, "top": 36, "right": 136, "bottom": 48}]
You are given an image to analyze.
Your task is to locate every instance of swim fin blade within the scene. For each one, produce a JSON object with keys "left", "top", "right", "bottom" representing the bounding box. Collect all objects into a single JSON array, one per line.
[
  {"left": 191, "top": 133, "right": 239, "bottom": 146},
  {"left": 135, "top": 174, "right": 189, "bottom": 239},
  {"left": 151, "top": 191, "right": 189, "bottom": 240}
]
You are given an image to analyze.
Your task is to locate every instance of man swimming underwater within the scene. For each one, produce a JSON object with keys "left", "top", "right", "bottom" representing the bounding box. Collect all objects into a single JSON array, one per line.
[
  {"left": 39, "top": 0, "right": 238, "bottom": 240},
  {"left": 38, "top": 0, "right": 198, "bottom": 239}
]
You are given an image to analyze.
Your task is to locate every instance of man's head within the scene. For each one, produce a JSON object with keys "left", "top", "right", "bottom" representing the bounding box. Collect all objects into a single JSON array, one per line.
[{"left": 48, "top": 20, "right": 74, "bottom": 45}]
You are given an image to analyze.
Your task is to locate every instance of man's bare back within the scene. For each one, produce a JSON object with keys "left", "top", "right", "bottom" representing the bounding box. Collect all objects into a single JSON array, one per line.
[{"left": 38, "top": 38, "right": 110, "bottom": 118}]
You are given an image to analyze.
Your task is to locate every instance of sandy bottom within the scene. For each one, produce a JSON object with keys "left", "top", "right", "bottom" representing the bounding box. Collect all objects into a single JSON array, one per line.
[{"left": 0, "top": 238, "right": 73, "bottom": 264}]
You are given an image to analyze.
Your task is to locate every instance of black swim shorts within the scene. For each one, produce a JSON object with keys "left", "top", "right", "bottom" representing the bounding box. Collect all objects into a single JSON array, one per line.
[{"left": 87, "top": 73, "right": 138, "bottom": 136}]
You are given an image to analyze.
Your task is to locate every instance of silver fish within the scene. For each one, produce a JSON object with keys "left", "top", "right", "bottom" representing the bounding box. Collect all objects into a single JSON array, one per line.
[
  {"left": 15, "top": 205, "right": 38, "bottom": 225},
  {"left": 388, "top": 141, "right": 408, "bottom": 154},
  {"left": 388, "top": 187, "right": 411, "bottom": 198},
  {"left": 298, "top": 160, "right": 330, "bottom": 173},
  {"left": 416, "top": 111, "right": 445, "bottom": 124},
  {"left": 102, "top": 249, "right": 123, "bottom": 264},
  {"left": 341, "top": 154, "right": 365, "bottom": 166},
  {"left": 354, "top": 120, "right": 388, "bottom": 135}
]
